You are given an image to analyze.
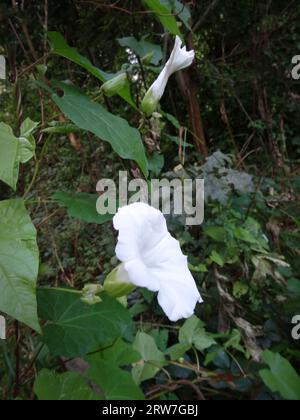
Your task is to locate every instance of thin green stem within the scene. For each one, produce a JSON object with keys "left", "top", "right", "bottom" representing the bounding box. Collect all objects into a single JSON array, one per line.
[{"left": 38, "top": 287, "right": 81, "bottom": 294}]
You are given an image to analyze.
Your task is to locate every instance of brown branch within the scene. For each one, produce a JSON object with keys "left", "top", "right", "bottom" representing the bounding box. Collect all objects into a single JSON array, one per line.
[
  {"left": 44, "top": 0, "right": 48, "bottom": 57},
  {"left": 8, "top": 18, "right": 31, "bottom": 64},
  {"left": 177, "top": 34, "right": 208, "bottom": 157},
  {"left": 18, "top": 53, "right": 51, "bottom": 79},
  {"left": 175, "top": 379, "right": 206, "bottom": 400},
  {"left": 18, "top": 20, "right": 38, "bottom": 61},
  {"left": 77, "top": 0, "right": 183, "bottom": 17},
  {"left": 147, "top": 378, "right": 206, "bottom": 400}
]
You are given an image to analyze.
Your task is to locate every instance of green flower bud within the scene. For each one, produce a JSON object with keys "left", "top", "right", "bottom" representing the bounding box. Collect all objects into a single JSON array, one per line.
[
  {"left": 141, "top": 89, "right": 159, "bottom": 117},
  {"left": 81, "top": 283, "right": 103, "bottom": 305},
  {"left": 103, "top": 264, "right": 135, "bottom": 298},
  {"left": 101, "top": 73, "right": 127, "bottom": 97}
]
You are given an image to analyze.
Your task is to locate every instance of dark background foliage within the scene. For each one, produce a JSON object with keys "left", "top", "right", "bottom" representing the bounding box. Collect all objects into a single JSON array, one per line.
[{"left": 0, "top": 0, "right": 299, "bottom": 401}]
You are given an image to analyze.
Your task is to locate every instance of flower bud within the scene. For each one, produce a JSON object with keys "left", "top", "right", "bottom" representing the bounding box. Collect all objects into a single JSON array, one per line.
[
  {"left": 141, "top": 36, "right": 194, "bottom": 116},
  {"left": 141, "top": 89, "right": 159, "bottom": 117},
  {"left": 81, "top": 283, "right": 103, "bottom": 305},
  {"left": 101, "top": 73, "right": 127, "bottom": 97},
  {"left": 103, "top": 264, "right": 135, "bottom": 298}
]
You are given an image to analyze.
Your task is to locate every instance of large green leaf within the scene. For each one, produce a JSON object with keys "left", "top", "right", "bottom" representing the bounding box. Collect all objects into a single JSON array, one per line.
[
  {"left": 0, "top": 123, "right": 19, "bottom": 190},
  {"left": 260, "top": 351, "right": 300, "bottom": 400},
  {"left": 48, "top": 31, "right": 136, "bottom": 108},
  {"left": 143, "top": 0, "right": 182, "bottom": 37},
  {"left": 53, "top": 191, "right": 112, "bottom": 224},
  {"left": 37, "top": 288, "right": 134, "bottom": 357},
  {"left": 51, "top": 83, "right": 148, "bottom": 178},
  {"left": 34, "top": 369, "right": 102, "bottom": 400},
  {"left": 95, "top": 337, "right": 141, "bottom": 367},
  {"left": 0, "top": 121, "right": 37, "bottom": 190},
  {"left": 0, "top": 199, "right": 40, "bottom": 332},
  {"left": 86, "top": 358, "right": 144, "bottom": 400}
]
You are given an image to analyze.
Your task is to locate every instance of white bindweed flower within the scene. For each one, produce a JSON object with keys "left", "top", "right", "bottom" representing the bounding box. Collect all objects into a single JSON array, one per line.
[
  {"left": 113, "top": 203, "right": 203, "bottom": 322},
  {"left": 141, "top": 36, "right": 195, "bottom": 116}
]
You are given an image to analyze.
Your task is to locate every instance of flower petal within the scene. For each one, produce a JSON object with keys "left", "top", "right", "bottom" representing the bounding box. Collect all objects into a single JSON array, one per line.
[
  {"left": 124, "top": 259, "right": 159, "bottom": 292},
  {"left": 141, "top": 36, "right": 195, "bottom": 115},
  {"left": 166, "top": 36, "right": 195, "bottom": 75},
  {"left": 113, "top": 203, "right": 203, "bottom": 321},
  {"left": 113, "top": 202, "right": 168, "bottom": 263},
  {"left": 157, "top": 264, "right": 203, "bottom": 322}
]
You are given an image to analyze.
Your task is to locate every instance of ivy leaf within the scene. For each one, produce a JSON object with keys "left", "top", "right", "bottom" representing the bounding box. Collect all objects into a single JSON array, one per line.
[
  {"left": 133, "top": 331, "right": 166, "bottom": 363},
  {"left": 179, "top": 316, "right": 203, "bottom": 345},
  {"left": 48, "top": 31, "right": 136, "bottom": 108},
  {"left": 260, "top": 351, "right": 300, "bottom": 400},
  {"left": 96, "top": 337, "right": 141, "bottom": 367},
  {"left": 51, "top": 83, "right": 148, "bottom": 178},
  {"left": 53, "top": 191, "right": 112, "bottom": 224},
  {"left": 166, "top": 342, "right": 190, "bottom": 361},
  {"left": 193, "top": 330, "right": 217, "bottom": 352},
  {"left": 132, "top": 332, "right": 166, "bottom": 384},
  {"left": 37, "top": 288, "right": 134, "bottom": 357},
  {"left": 149, "top": 329, "right": 169, "bottom": 352},
  {"left": 224, "top": 329, "right": 246, "bottom": 355},
  {"left": 0, "top": 199, "right": 40, "bottom": 332},
  {"left": 34, "top": 369, "right": 102, "bottom": 400},
  {"left": 179, "top": 315, "right": 216, "bottom": 351},
  {"left": 86, "top": 358, "right": 144, "bottom": 400}
]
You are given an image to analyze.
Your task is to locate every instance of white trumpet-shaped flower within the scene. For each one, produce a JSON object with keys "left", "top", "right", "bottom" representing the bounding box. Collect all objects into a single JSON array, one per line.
[
  {"left": 113, "top": 203, "right": 203, "bottom": 322},
  {"left": 141, "top": 36, "right": 195, "bottom": 116}
]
